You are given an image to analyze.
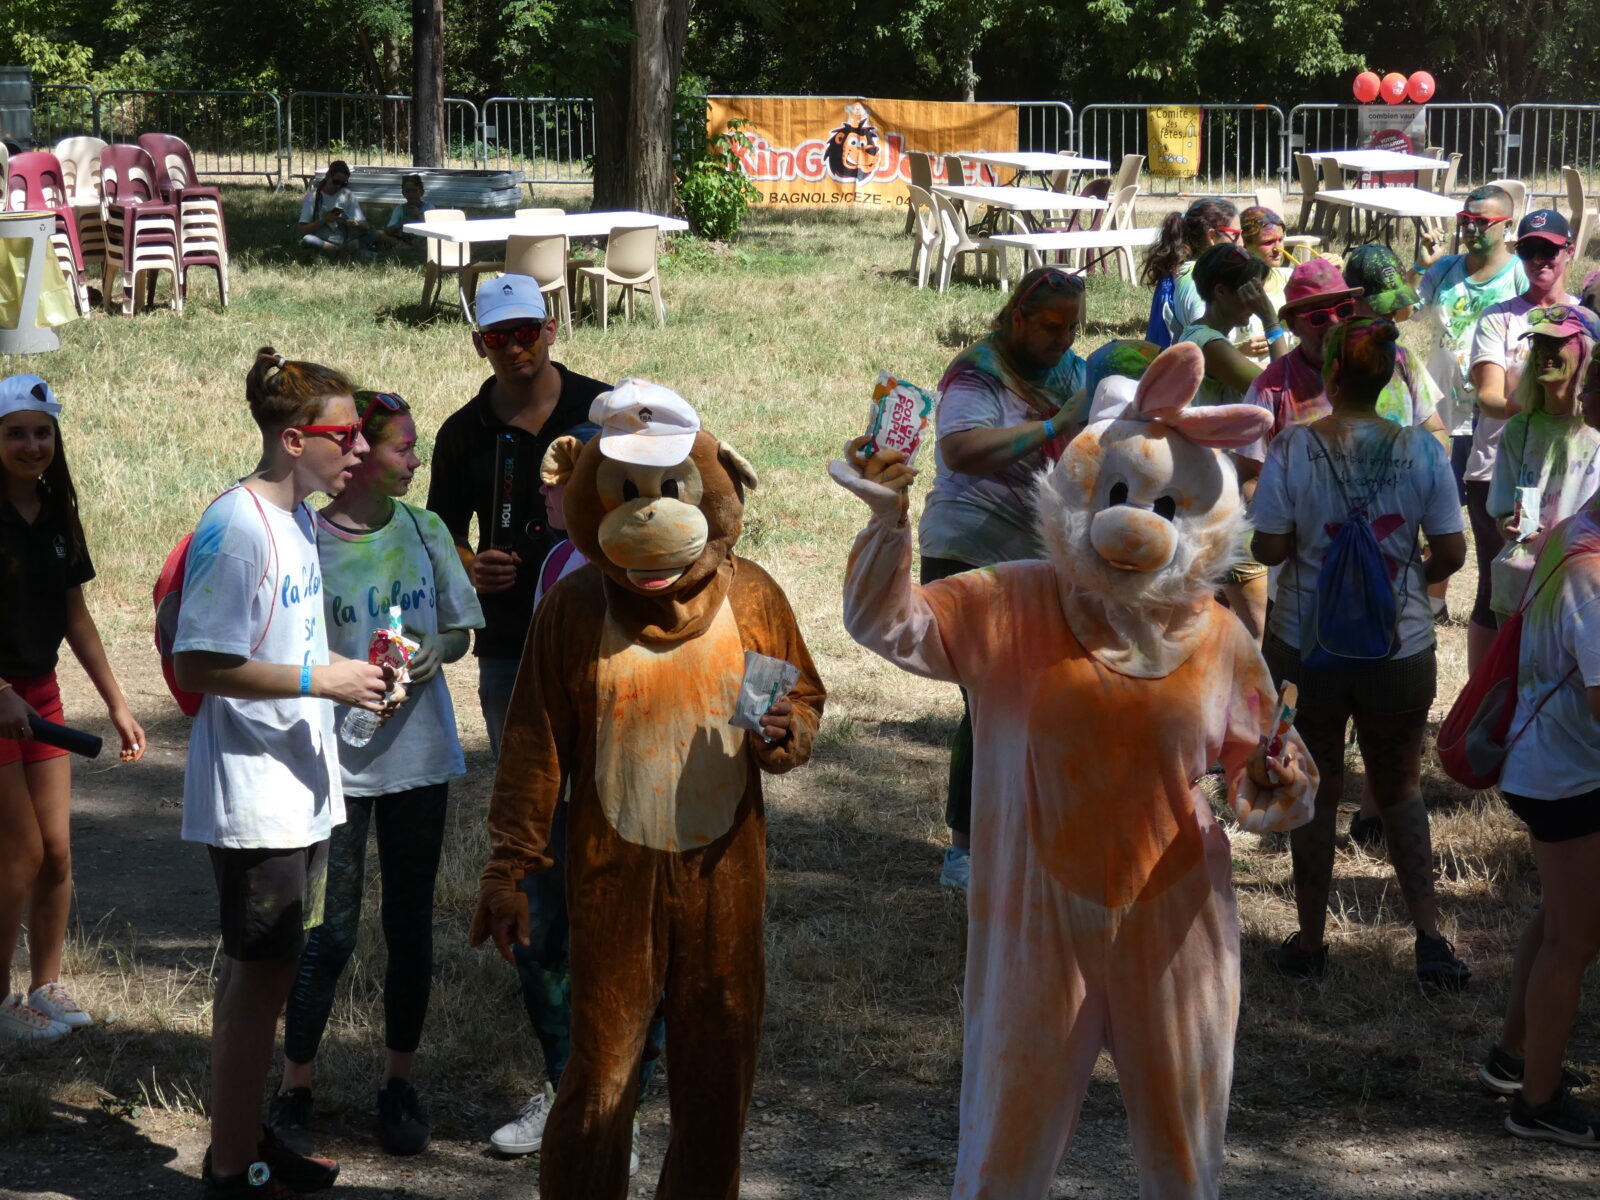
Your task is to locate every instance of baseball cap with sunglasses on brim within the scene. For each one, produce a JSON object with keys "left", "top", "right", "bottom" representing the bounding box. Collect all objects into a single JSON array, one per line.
[{"left": 1517, "top": 304, "right": 1600, "bottom": 345}]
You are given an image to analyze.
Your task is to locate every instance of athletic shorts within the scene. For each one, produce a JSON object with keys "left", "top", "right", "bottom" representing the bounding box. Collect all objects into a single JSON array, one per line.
[
  {"left": 0, "top": 673, "right": 69, "bottom": 768},
  {"left": 1264, "top": 636, "right": 1437, "bottom": 717},
  {"left": 208, "top": 840, "right": 330, "bottom": 962},
  {"left": 1502, "top": 788, "right": 1600, "bottom": 844}
]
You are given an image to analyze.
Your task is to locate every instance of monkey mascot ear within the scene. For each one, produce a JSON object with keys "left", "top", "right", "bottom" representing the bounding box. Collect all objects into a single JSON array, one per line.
[
  {"left": 541, "top": 435, "right": 586, "bottom": 485},
  {"left": 718, "top": 441, "right": 759, "bottom": 502}
]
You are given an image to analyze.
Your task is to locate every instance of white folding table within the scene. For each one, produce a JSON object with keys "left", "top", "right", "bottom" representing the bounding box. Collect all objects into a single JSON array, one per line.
[
  {"left": 1317, "top": 186, "right": 1459, "bottom": 252},
  {"left": 956, "top": 151, "right": 1110, "bottom": 187},
  {"left": 403, "top": 210, "right": 689, "bottom": 318},
  {"left": 932, "top": 184, "right": 1108, "bottom": 236},
  {"left": 1316, "top": 149, "right": 1450, "bottom": 175},
  {"left": 988, "top": 226, "right": 1158, "bottom": 276}
]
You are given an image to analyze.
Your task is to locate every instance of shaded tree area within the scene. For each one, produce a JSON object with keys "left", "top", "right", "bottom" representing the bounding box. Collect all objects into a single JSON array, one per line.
[{"left": 4, "top": 0, "right": 1597, "bottom": 107}]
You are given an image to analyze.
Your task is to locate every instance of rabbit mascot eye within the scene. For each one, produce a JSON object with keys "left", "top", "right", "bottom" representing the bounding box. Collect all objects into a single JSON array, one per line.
[{"left": 833, "top": 342, "right": 1317, "bottom": 1200}]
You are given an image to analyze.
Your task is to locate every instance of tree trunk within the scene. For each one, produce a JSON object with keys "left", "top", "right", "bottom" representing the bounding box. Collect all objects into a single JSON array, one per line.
[
  {"left": 412, "top": 0, "right": 446, "bottom": 166},
  {"left": 590, "top": 0, "right": 690, "bottom": 213},
  {"left": 592, "top": 56, "right": 632, "bottom": 210}
]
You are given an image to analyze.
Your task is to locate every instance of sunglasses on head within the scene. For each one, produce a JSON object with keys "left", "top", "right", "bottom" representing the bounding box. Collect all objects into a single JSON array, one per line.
[
  {"left": 477, "top": 322, "right": 544, "bottom": 350},
  {"left": 1014, "top": 268, "right": 1086, "bottom": 309},
  {"left": 1295, "top": 297, "right": 1358, "bottom": 329},
  {"left": 1456, "top": 212, "right": 1509, "bottom": 229},
  {"left": 289, "top": 423, "right": 361, "bottom": 453},
  {"left": 356, "top": 391, "right": 410, "bottom": 432}
]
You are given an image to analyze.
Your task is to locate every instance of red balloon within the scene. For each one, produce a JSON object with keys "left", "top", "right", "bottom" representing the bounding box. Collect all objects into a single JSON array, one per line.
[
  {"left": 1406, "top": 71, "right": 1436, "bottom": 104},
  {"left": 1352, "top": 71, "right": 1381, "bottom": 103},
  {"left": 1380, "top": 72, "right": 1408, "bottom": 104}
]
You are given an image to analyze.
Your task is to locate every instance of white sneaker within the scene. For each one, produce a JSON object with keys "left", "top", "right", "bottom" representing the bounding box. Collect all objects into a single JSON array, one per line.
[
  {"left": 490, "top": 1082, "right": 554, "bottom": 1155},
  {"left": 0, "top": 992, "right": 70, "bottom": 1041},
  {"left": 630, "top": 1114, "right": 640, "bottom": 1176},
  {"left": 939, "top": 846, "right": 970, "bottom": 891},
  {"left": 28, "top": 981, "right": 92, "bottom": 1028}
]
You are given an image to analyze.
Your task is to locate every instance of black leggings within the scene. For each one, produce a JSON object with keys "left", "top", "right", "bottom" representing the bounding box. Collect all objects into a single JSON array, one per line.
[
  {"left": 283, "top": 784, "right": 448, "bottom": 1062},
  {"left": 921, "top": 555, "right": 975, "bottom": 836},
  {"left": 1463, "top": 479, "right": 1502, "bottom": 629}
]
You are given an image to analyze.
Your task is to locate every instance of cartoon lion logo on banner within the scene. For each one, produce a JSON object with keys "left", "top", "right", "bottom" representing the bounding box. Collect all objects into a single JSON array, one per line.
[{"left": 824, "top": 103, "right": 881, "bottom": 182}]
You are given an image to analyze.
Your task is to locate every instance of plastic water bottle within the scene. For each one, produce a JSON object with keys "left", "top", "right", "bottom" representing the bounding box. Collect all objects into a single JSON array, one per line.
[{"left": 340, "top": 703, "right": 383, "bottom": 748}]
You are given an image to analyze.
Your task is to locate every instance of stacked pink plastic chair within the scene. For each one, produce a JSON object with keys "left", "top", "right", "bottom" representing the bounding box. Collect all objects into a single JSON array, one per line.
[
  {"left": 4, "top": 151, "right": 91, "bottom": 316},
  {"left": 138, "top": 133, "right": 229, "bottom": 307},
  {"left": 98, "top": 143, "right": 182, "bottom": 315}
]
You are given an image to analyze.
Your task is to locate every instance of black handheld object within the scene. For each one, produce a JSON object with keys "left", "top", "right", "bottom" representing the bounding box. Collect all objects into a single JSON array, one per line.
[
  {"left": 27, "top": 716, "right": 103, "bottom": 759},
  {"left": 490, "top": 432, "right": 519, "bottom": 551}
]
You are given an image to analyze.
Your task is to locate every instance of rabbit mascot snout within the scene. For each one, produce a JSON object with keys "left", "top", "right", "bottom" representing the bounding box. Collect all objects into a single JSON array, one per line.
[{"left": 834, "top": 342, "right": 1316, "bottom": 1199}]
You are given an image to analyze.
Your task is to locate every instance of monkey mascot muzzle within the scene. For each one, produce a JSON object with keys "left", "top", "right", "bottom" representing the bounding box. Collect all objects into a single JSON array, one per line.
[{"left": 472, "top": 379, "right": 824, "bottom": 1200}]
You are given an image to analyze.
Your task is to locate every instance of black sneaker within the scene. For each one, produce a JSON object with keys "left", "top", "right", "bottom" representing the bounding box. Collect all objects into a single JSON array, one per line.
[
  {"left": 1478, "top": 1044, "right": 1593, "bottom": 1096},
  {"left": 203, "top": 1137, "right": 337, "bottom": 1196},
  {"left": 377, "top": 1076, "right": 432, "bottom": 1156},
  {"left": 200, "top": 1160, "right": 307, "bottom": 1198},
  {"left": 1506, "top": 1087, "right": 1600, "bottom": 1148},
  {"left": 1347, "top": 812, "right": 1384, "bottom": 852},
  {"left": 266, "top": 1087, "right": 314, "bottom": 1157},
  {"left": 1415, "top": 932, "right": 1471, "bottom": 990},
  {"left": 1265, "top": 933, "right": 1328, "bottom": 979}
]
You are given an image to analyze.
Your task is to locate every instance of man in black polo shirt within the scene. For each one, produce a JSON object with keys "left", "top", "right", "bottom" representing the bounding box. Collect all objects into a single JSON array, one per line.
[{"left": 426, "top": 274, "right": 608, "bottom": 757}]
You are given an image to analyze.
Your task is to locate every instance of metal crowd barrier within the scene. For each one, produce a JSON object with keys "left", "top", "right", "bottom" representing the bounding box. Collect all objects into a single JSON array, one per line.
[
  {"left": 1505, "top": 104, "right": 1600, "bottom": 202},
  {"left": 1287, "top": 102, "right": 1506, "bottom": 195},
  {"left": 480, "top": 96, "right": 595, "bottom": 183},
  {"left": 1078, "top": 103, "right": 1286, "bottom": 196},
  {"left": 284, "top": 91, "right": 482, "bottom": 187},
  {"left": 30, "top": 84, "right": 97, "bottom": 146},
  {"left": 1015, "top": 100, "right": 1074, "bottom": 155},
  {"left": 97, "top": 89, "right": 283, "bottom": 186}
]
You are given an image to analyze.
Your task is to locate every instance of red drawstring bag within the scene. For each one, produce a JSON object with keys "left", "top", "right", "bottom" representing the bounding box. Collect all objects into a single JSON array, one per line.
[
  {"left": 152, "top": 487, "right": 277, "bottom": 716},
  {"left": 1436, "top": 547, "right": 1587, "bottom": 790}
]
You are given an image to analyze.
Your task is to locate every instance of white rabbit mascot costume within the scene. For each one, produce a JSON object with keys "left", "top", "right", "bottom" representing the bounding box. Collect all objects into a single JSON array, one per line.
[{"left": 832, "top": 342, "right": 1317, "bottom": 1199}]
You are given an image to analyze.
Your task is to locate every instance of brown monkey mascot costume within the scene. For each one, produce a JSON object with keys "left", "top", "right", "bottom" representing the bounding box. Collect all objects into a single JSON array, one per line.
[{"left": 471, "top": 379, "right": 824, "bottom": 1199}]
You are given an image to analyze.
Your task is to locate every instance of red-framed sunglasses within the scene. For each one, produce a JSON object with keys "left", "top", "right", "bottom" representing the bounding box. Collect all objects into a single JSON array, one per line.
[
  {"left": 1456, "top": 212, "right": 1510, "bottom": 229},
  {"left": 1014, "top": 267, "right": 1086, "bottom": 310},
  {"left": 1294, "top": 298, "right": 1358, "bottom": 329},
  {"left": 1216, "top": 226, "right": 1243, "bottom": 241},
  {"left": 288, "top": 423, "right": 362, "bottom": 453},
  {"left": 355, "top": 390, "right": 410, "bottom": 433},
  {"left": 477, "top": 322, "right": 544, "bottom": 350}
]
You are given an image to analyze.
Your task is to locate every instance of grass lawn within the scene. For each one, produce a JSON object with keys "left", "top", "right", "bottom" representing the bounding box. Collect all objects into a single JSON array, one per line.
[{"left": 2, "top": 184, "right": 1600, "bottom": 1196}]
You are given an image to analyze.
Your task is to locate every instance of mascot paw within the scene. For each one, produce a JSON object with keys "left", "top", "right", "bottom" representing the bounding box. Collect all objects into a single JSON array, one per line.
[{"left": 828, "top": 457, "right": 908, "bottom": 524}]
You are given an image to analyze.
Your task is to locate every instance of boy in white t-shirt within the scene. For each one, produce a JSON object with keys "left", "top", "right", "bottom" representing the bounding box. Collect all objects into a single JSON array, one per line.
[{"left": 173, "top": 348, "right": 391, "bottom": 1200}]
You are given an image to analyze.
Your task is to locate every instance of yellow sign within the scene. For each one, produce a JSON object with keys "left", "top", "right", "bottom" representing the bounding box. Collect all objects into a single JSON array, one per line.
[
  {"left": 706, "top": 96, "right": 1018, "bottom": 209},
  {"left": 1148, "top": 106, "right": 1202, "bottom": 178}
]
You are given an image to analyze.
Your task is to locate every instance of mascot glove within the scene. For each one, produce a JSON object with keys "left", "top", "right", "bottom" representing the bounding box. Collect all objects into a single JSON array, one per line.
[
  {"left": 828, "top": 456, "right": 905, "bottom": 525},
  {"left": 468, "top": 876, "right": 529, "bottom": 950},
  {"left": 1229, "top": 761, "right": 1316, "bottom": 834}
]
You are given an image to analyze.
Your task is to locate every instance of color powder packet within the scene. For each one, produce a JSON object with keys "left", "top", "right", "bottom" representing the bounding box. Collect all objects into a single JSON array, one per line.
[
  {"left": 731, "top": 651, "right": 802, "bottom": 742},
  {"left": 858, "top": 371, "right": 935, "bottom": 467},
  {"left": 1512, "top": 485, "right": 1542, "bottom": 542}
]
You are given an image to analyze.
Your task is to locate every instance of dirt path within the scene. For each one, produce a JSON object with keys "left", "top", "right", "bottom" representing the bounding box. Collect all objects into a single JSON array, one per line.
[{"left": 3, "top": 652, "right": 1599, "bottom": 1199}]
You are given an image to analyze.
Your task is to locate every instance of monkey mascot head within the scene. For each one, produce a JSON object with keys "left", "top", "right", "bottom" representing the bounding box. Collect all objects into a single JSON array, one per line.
[
  {"left": 541, "top": 379, "right": 759, "bottom": 642},
  {"left": 1034, "top": 341, "right": 1271, "bottom": 676}
]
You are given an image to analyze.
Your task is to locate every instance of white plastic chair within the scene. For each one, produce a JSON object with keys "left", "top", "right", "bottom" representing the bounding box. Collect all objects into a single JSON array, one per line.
[
  {"left": 904, "top": 153, "right": 933, "bottom": 234},
  {"left": 1562, "top": 166, "right": 1596, "bottom": 258},
  {"left": 905, "top": 184, "right": 940, "bottom": 289},
  {"left": 931, "top": 191, "right": 1007, "bottom": 292},
  {"left": 419, "top": 208, "right": 471, "bottom": 312},
  {"left": 1111, "top": 154, "right": 1144, "bottom": 197},
  {"left": 1488, "top": 178, "right": 1528, "bottom": 228},
  {"left": 576, "top": 226, "right": 665, "bottom": 328}
]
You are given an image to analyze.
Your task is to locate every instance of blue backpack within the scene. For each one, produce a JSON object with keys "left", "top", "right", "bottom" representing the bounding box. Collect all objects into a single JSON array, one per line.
[
  {"left": 1298, "top": 426, "right": 1414, "bottom": 670},
  {"left": 1145, "top": 275, "right": 1175, "bottom": 348}
]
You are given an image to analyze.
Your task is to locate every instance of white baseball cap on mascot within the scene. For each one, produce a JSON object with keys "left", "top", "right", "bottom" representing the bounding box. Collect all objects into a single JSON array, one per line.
[{"left": 591, "top": 378, "right": 701, "bottom": 467}]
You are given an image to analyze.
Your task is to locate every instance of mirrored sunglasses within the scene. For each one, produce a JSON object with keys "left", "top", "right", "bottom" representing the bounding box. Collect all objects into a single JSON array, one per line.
[{"left": 478, "top": 323, "right": 544, "bottom": 350}]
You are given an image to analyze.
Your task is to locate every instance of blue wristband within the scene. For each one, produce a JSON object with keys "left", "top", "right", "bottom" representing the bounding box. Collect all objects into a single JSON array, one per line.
[
  {"left": 1042, "top": 416, "right": 1057, "bottom": 441},
  {"left": 300, "top": 663, "right": 313, "bottom": 697},
  {"left": 1265, "top": 325, "right": 1286, "bottom": 344}
]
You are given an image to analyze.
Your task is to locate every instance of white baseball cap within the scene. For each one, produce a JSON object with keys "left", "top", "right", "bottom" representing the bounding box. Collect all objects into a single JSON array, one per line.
[
  {"left": 0, "top": 374, "right": 62, "bottom": 422},
  {"left": 475, "top": 273, "right": 547, "bottom": 327},
  {"left": 590, "top": 379, "right": 700, "bottom": 467}
]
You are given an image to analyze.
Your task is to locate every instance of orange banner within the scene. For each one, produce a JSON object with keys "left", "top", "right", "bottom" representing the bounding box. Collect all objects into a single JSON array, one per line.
[{"left": 708, "top": 96, "right": 1019, "bottom": 209}]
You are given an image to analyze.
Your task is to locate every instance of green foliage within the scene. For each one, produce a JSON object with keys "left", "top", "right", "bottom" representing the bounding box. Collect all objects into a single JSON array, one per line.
[{"left": 676, "top": 118, "right": 760, "bottom": 242}]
